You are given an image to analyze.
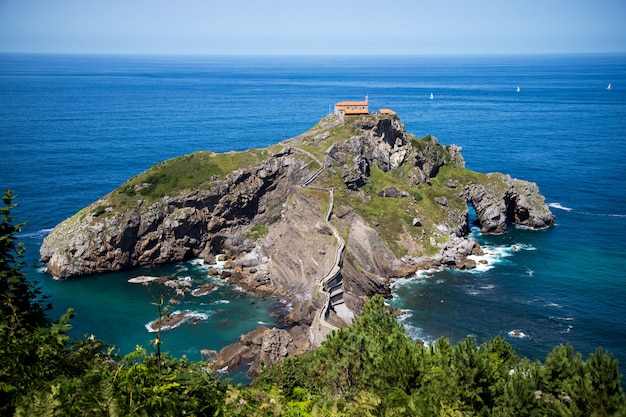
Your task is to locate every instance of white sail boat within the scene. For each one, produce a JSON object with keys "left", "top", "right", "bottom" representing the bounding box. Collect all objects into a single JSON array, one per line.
[
  {"left": 607, "top": 83, "right": 612, "bottom": 90},
  {"left": 429, "top": 92, "right": 434, "bottom": 100},
  {"left": 516, "top": 86, "right": 521, "bottom": 92}
]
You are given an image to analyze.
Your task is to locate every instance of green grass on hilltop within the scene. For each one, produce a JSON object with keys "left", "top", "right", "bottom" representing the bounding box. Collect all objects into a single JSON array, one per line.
[{"left": 99, "top": 148, "right": 279, "bottom": 213}]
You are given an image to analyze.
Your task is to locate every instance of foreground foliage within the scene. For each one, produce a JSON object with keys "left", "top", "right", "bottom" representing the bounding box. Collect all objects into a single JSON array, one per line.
[
  {"left": 2, "top": 190, "right": 625, "bottom": 416},
  {"left": 254, "top": 295, "right": 625, "bottom": 416}
]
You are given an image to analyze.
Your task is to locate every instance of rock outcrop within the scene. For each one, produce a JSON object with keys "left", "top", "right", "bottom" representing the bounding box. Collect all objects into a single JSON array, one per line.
[
  {"left": 40, "top": 113, "right": 555, "bottom": 375},
  {"left": 40, "top": 148, "right": 310, "bottom": 278},
  {"left": 465, "top": 174, "right": 555, "bottom": 234},
  {"left": 211, "top": 325, "right": 311, "bottom": 378}
]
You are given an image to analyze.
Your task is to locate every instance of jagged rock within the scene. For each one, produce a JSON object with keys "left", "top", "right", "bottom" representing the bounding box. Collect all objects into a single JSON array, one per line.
[
  {"left": 233, "top": 250, "right": 267, "bottom": 268},
  {"left": 455, "top": 258, "right": 477, "bottom": 270},
  {"left": 192, "top": 282, "right": 217, "bottom": 296},
  {"left": 240, "top": 326, "right": 268, "bottom": 346},
  {"left": 326, "top": 136, "right": 370, "bottom": 190},
  {"left": 40, "top": 147, "right": 310, "bottom": 278},
  {"left": 377, "top": 186, "right": 406, "bottom": 198},
  {"left": 211, "top": 342, "right": 254, "bottom": 372},
  {"left": 445, "top": 179, "right": 460, "bottom": 188},
  {"left": 366, "top": 116, "right": 411, "bottom": 171},
  {"left": 200, "top": 250, "right": 216, "bottom": 265},
  {"left": 211, "top": 326, "right": 308, "bottom": 378},
  {"left": 342, "top": 154, "right": 370, "bottom": 190},
  {"left": 465, "top": 174, "right": 555, "bottom": 234},
  {"left": 432, "top": 235, "right": 480, "bottom": 266},
  {"left": 326, "top": 116, "right": 413, "bottom": 189},
  {"left": 411, "top": 135, "right": 464, "bottom": 179}
]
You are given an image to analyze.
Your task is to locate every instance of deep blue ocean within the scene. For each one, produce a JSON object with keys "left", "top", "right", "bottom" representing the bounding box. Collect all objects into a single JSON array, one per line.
[{"left": 1, "top": 54, "right": 625, "bottom": 374}]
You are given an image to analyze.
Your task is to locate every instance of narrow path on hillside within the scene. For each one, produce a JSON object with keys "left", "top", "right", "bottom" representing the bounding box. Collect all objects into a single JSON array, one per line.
[{"left": 289, "top": 146, "right": 344, "bottom": 346}]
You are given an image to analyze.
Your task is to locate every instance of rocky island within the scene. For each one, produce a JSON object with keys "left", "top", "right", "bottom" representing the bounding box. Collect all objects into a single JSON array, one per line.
[{"left": 40, "top": 113, "right": 554, "bottom": 376}]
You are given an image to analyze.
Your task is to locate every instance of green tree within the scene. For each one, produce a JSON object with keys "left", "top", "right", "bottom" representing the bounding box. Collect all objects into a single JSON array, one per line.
[
  {"left": 0, "top": 190, "right": 107, "bottom": 415},
  {"left": 0, "top": 190, "right": 50, "bottom": 330},
  {"left": 16, "top": 346, "right": 228, "bottom": 417},
  {"left": 580, "top": 347, "right": 626, "bottom": 416},
  {"left": 0, "top": 190, "right": 54, "bottom": 414},
  {"left": 254, "top": 294, "right": 425, "bottom": 408}
]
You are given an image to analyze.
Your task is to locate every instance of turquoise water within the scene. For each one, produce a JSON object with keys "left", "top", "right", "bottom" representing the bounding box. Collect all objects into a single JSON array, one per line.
[
  {"left": 1, "top": 54, "right": 625, "bottom": 371},
  {"left": 37, "top": 260, "right": 283, "bottom": 361}
]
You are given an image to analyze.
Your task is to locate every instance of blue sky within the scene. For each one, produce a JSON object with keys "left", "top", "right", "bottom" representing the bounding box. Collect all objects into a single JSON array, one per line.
[{"left": 1, "top": 0, "right": 625, "bottom": 55}]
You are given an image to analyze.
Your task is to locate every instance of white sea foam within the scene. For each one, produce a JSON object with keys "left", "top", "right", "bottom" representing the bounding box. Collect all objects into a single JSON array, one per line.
[
  {"left": 466, "top": 283, "right": 496, "bottom": 296},
  {"left": 507, "top": 329, "right": 528, "bottom": 338},
  {"left": 145, "top": 310, "right": 209, "bottom": 333},
  {"left": 214, "top": 299, "right": 231, "bottom": 305},
  {"left": 390, "top": 277, "right": 412, "bottom": 289},
  {"left": 579, "top": 211, "right": 626, "bottom": 218},
  {"left": 205, "top": 254, "right": 229, "bottom": 270},
  {"left": 466, "top": 242, "right": 536, "bottom": 274},
  {"left": 466, "top": 254, "right": 495, "bottom": 272},
  {"left": 184, "top": 255, "right": 231, "bottom": 276},
  {"left": 188, "top": 258, "right": 208, "bottom": 268},
  {"left": 405, "top": 326, "right": 436, "bottom": 347},
  {"left": 397, "top": 315, "right": 436, "bottom": 346},
  {"left": 466, "top": 246, "right": 509, "bottom": 272},
  {"left": 550, "top": 316, "right": 575, "bottom": 322},
  {"left": 397, "top": 309, "right": 413, "bottom": 319},
  {"left": 391, "top": 270, "right": 437, "bottom": 289},
  {"left": 548, "top": 202, "right": 573, "bottom": 212},
  {"left": 191, "top": 284, "right": 219, "bottom": 297},
  {"left": 466, "top": 288, "right": 481, "bottom": 296},
  {"left": 18, "top": 228, "right": 54, "bottom": 239}
]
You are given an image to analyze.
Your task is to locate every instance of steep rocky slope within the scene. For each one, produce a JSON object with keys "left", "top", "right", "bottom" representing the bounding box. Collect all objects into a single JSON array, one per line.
[{"left": 40, "top": 113, "right": 554, "bottom": 375}]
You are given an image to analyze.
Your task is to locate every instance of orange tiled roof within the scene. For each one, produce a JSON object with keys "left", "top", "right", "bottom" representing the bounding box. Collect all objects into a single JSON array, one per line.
[{"left": 335, "top": 100, "right": 368, "bottom": 106}]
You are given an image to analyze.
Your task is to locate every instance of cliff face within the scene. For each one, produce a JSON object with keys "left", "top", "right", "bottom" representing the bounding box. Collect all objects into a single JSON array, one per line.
[
  {"left": 40, "top": 147, "right": 309, "bottom": 278},
  {"left": 40, "top": 114, "right": 554, "bottom": 375}
]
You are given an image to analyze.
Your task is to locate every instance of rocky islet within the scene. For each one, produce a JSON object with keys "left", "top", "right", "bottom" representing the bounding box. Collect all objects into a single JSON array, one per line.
[{"left": 40, "top": 113, "right": 554, "bottom": 375}]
